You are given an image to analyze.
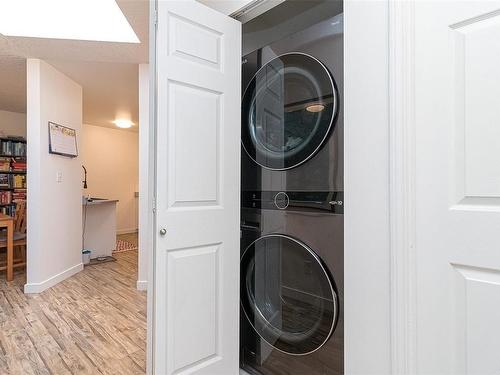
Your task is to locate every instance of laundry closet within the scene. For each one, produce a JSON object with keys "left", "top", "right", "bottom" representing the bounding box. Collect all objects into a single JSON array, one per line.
[{"left": 238, "top": 1, "right": 344, "bottom": 374}]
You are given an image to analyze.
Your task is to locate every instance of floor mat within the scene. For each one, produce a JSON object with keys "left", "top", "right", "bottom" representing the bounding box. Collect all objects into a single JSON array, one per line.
[{"left": 113, "top": 239, "right": 138, "bottom": 254}]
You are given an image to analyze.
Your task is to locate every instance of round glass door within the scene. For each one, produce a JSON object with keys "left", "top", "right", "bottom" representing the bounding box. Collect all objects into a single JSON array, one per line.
[
  {"left": 241, "top": 234, "right": 338, "bottom": 355},
  {"left": 241, "top": 53, "right": 338, "bottom": 170}
]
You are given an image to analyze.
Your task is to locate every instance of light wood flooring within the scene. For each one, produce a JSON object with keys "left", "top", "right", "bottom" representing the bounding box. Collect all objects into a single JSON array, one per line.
[{"left": 0, "top": 233, "right": 146, "bottom": 375}]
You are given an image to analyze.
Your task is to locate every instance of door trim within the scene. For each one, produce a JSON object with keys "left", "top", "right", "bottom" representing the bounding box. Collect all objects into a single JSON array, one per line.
[
  {"left": 388, "top": 1, "right": 417, "bottom": 374},
  {"left": 231, "top": 0, "right": 286, "bottom": 23},
  {"left": 344, "top": 1, "right": 392, "bottom": 372},
  {"left": 147, "top": 1, "right": 158, "bottom": 374}
]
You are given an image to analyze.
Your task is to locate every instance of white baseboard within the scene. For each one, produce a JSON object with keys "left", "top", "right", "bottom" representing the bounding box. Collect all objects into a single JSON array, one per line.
[
  {"left": 136, "top": 280, "right": 148, "bottom": 291},
  {"left": 117, "top": 228, "right": 139, "bottom": 235},
  {"left": 24, "top": 263, "right": 83, "bottom": 294}
]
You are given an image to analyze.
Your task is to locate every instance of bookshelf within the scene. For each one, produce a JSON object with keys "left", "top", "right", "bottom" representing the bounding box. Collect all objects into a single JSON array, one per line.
[{"left": 0, "top": 137, "right": 27, "bottom": 217}]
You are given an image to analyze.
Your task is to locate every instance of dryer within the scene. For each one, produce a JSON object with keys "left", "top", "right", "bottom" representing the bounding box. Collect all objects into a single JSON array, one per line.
[{"left": 241, "top": 13, "right": 343, "bottom": 195}]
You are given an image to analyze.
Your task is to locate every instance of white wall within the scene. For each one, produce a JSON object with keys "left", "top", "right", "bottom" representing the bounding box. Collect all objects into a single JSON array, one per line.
[
  {"left": 81, "top": 124, "right": 138, "bottom": 234},
  {"left": 137, "top": 64, "right": 150, "bottom": 291},
  {"left": 25, "top": 59, "right": 83, "bottom": 293},
  {"left": 344, "top": 1, "right": 391, "bottom": 374},
  {"left": 0, "top": 110, "right": 26, "bottom": 137}
]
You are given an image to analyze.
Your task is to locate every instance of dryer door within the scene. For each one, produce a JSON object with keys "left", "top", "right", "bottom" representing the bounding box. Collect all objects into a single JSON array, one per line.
[
  {"left": 241, "top": 234, "right": 338, "bottom": 355},
  {"left": 241, "top": 53, "right": 338, "bottom": 170}
]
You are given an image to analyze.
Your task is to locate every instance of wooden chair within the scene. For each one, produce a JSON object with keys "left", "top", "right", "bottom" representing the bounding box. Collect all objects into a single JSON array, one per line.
[{"left": 0, "top": 200, "right": 27, "bottom": 273}]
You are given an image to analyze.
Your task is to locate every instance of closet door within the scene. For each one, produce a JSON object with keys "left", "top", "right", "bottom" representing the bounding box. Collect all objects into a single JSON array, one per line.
[
  {"left": 412, "top": 1, "right": 500, "bottom": 373},
  {"left": 152, "top": 1, "right": 241, "bottom": 374}
]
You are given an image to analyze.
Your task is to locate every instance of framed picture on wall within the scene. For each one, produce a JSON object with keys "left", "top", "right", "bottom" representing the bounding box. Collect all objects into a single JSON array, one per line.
[{"left": 48, "top": 122, "right": 78, "bottom": 157}]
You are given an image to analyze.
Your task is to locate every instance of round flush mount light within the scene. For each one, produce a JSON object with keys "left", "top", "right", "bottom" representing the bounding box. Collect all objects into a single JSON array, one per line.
[
  {"left": 305, "top": 103, "right": 325, "bottom": 113},
  {"left": 113, "top": 119, "right": 134, "bottom": 129}
]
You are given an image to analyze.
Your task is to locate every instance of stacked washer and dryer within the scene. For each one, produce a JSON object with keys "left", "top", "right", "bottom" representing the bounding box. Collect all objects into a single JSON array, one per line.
[{"left": 240, "top": 10, "right": 344, "bottom": 375}]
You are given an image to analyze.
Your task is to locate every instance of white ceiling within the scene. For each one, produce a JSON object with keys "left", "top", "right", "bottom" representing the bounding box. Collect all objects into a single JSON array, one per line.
[
  {"left": 49, "top": 60, "right": 139, "bottom": 128},
  {"left": 0, "top": 0, "right": 149, "bottom": 130}
]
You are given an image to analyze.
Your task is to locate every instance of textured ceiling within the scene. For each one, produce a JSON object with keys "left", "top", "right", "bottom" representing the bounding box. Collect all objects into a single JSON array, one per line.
[
  {"left": 0, "top": 0, "right": 148, "bottom": 130},
  {"left": 0, "top": 0, "right": 149, "bottom": 64}
]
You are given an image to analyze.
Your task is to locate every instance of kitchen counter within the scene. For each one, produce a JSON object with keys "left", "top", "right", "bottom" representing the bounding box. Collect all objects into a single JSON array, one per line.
[
  {"left": 83, "top": 198, "right": 119, "bottom": 206},
  {"left": 82, "top": 198, "right": 118, "bottom": 258}
]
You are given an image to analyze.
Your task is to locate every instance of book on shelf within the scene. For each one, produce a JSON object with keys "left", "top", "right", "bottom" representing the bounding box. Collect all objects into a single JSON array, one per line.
[
  {"left": 12, "top": 191, "right": 26, "bottom": 200},
  {"left": 0, "top": 173, "right": 26, "bottom": 189},
  {"left": 0, "top": 138, "right": 26, "bottom": 157},
  {"left": 0, "top": 137, "right": 27, "bottom": 217},
  {"left": 0, "top": 204, "right": 16, "bottom": 216},
  {"left": 0, "top": 174, "right": 10, "bottom": 188},
  {"left": 13, "top": 174, "right": 26, "bottom": 188},
  {"left": 0, "top": 157, "right": 10, "bottom": 172},
  {"left": 11, "top": 161, "right": 27, "bottom": 171},
  {"left": 0, "top": 156, "right": 27, "bottom": 173},
  {"left": 0, "top": 191, "right": 12, "bottom": 204}
]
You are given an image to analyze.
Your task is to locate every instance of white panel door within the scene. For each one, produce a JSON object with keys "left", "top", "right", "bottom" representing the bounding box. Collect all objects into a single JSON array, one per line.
[
  {"left": 153, "top": 1, "right": 241, "bottom": 374},
  {"left": 414, "top": 2, "right": 500, "bottom": 374}
]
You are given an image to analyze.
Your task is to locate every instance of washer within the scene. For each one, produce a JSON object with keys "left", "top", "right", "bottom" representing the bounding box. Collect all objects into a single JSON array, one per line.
[{"left": 240, "top": 200, "right": 343, "bottom": 375}]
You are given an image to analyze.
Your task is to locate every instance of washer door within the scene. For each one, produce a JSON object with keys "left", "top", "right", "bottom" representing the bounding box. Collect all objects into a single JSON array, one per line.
[
  {"left": 242, "top": 53, "right": 338, "bottom": 170},
  {"left": 241, "top": 234, "right": 338, "bottom": 355}
]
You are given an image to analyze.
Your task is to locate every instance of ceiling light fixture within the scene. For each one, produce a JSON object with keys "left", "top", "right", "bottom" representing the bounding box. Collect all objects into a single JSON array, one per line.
[
  {"left": 113, "top": 119, "right": 134, "bottom": 129},
  {"left": 305, "top": 104, "right": 326, "bottom": 113},
  {"left": 0, "top": 0, "right": 140, "bottom": 43}
]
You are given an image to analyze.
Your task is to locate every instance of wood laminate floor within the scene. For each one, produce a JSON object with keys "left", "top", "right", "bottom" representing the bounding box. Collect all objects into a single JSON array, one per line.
[{"left": 0, "top": 234, "right": 146, "bottom": 375}]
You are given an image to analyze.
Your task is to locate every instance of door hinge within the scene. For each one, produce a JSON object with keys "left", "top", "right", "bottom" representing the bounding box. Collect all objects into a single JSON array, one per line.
[{"left": 152, "top": 197, "right": 157, "bottom": 213}]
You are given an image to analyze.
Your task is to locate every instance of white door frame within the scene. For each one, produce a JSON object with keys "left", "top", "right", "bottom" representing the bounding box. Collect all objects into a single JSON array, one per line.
[
  {"left": 344, "top": 1, "right": 393, "bottom": 374},
  {"left": 146, "top": 2, "right": 157, "bottom": 373},
  {"left": 388, "top": 1, "right": 417, "bottom": 374},
  {"left": 389, "top": 0, "right": 417, "bottom": 375}
]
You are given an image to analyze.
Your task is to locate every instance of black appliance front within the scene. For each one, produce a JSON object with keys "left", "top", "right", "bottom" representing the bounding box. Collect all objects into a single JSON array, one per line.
[
  {"left": 240, "top": 203, "right": 344, "bottom": 375},
  {"left": 242, "top": 53, "right": 338, "bottom": 171},
  {"left": 240, "top": 10, "right": 344, "bottom": 375},
  {"left": 241, "top": 13, "right": 343, "bottom": 193}
]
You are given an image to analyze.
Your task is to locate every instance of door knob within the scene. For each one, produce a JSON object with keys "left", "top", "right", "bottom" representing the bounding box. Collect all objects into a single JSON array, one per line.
[{"left": 159, "top": 228, "right": 167, "bottom": 236}]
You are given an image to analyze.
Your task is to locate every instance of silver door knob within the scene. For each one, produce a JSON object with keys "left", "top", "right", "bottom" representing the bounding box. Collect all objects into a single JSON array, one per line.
[{"left": 159, "top": 228, "right": 167, "bottom": 236}]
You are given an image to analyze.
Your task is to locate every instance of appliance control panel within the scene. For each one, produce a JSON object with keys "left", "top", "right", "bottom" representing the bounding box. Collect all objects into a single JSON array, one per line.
[{"left": 241, "top": 191, "right": 344, "bottom": 214}]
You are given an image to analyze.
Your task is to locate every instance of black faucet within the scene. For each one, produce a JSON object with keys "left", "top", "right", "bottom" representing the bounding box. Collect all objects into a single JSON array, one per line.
[{"left": 82, "top": 165, "right": 88, "bottom": 189}]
